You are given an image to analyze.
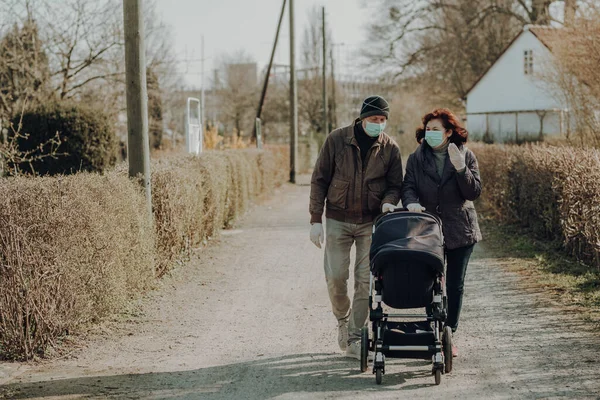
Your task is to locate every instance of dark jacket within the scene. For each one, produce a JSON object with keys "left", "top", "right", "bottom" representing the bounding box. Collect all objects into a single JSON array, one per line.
[
  {"left": 401, "top": 143, "right": 482, "bottom": 250},
  {"left": 310, "top": 119, "right": 403, "bottom": 224}
]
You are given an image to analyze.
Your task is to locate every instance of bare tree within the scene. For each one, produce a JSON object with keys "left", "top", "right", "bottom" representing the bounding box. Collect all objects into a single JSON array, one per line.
[
  {"left": 215, "top": 51, "right": 259, "bottom": 137},
  {"left": 27, "top": 0, "right": 123, "bottom": 100},
  {"left": 1, "top": 0, "right": 181, "bottom": 152},
  {"left": 260, "top": 71, "right": 289, "bottom": 142},
  {"left": 298, "top": 6, "right": 334, "bottom": 135},
  {"left": 363, "top": 0, "right": 574, "bottom": 104},
  {"left": 540, "top": 6, "right": 600, "bottom": 147}
]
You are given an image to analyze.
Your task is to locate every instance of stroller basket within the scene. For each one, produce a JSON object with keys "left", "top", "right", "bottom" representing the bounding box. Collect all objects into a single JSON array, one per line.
[{"left": 383, "top": 321, "right": 436, "bottom": 360}]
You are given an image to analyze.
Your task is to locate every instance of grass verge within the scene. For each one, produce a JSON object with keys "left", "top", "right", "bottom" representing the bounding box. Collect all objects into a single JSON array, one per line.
[{"left": 479, "top": 216, "right": 600, "bottom": 327}]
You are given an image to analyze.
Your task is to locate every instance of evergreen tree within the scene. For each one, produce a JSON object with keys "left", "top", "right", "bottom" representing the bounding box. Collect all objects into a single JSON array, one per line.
[
  {"left": 147, "top": 66, "right": 163, "bottom": 149},
  {"left": 0, "top": 19, "right": 50, "bottom": 121}
]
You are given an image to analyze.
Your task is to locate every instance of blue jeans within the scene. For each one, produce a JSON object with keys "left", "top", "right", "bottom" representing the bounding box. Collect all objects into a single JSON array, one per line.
[{"left": 445, "top": 244, "right": 475, "bottom": 332}]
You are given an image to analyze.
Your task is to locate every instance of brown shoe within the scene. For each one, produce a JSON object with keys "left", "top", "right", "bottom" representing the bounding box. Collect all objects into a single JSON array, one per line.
[{"left": 452, "top": 344, "right": 458, "bottom": 358}]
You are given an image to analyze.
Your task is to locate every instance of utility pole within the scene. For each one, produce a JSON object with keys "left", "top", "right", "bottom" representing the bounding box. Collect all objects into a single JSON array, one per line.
[
  {"left": 330, "top": 46, "right": 337, "bottom": 130},
  {"left": 322, "top": 7, "right": 328, "bottom": 136},
  {"left": 201, "top": 35, "right": 206, "bottom": 130},
  {"left": 253, "top": 0, "right": 287, "bottom": 144},
  {"left": 289, "top": 0, "right": 298, "bottom": 184},
  {"left": 123, "top": 0, "right": 152, "bottom": 216}
]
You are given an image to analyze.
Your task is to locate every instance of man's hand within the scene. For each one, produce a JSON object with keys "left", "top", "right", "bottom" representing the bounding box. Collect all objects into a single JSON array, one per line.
[
  {"left": 382, "top": 203, "right": 396, "bottom": 213},
  {"left": 406, "top": 203, "right": 426, "bottom": 212},
  {"left": 448, "top": 143, "right": 466, "bottom": 172},
  {"left": 310, "top": 223, "right": 324, "bottom": 249}
]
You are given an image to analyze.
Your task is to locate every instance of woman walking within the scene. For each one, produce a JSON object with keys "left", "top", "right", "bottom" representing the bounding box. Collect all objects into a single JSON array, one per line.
[{"left": 401, "top": 108, "right": 482, "bottom": 357}]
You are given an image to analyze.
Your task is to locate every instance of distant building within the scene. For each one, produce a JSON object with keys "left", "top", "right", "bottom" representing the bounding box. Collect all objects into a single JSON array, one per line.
[{"left": 465, "top": 25, "right": 573, "bottom": 143}]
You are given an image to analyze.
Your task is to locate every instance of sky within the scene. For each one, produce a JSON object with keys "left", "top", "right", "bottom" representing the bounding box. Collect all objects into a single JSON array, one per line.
[{"left": 154, "top": 0, "right": 373, "bottom": 89}]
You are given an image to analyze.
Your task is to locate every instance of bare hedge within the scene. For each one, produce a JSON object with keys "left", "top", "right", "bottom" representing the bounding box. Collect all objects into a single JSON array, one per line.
[
  {"left": 0, "top": 148, "right": 288, "bottom": 360},
  {"left": 0, "top": 173, "right": 154, "bottom": 360},
  {"left": 152, "top": 149, "right": 287, "bottom": 276},
  {"left": 472, "top": 143, "right": 600, "bottom": 270}
]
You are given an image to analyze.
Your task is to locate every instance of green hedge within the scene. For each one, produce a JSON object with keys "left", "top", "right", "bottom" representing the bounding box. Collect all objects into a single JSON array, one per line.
[{"left": 11, "top": 102, "right": 118, "bottom": 175}]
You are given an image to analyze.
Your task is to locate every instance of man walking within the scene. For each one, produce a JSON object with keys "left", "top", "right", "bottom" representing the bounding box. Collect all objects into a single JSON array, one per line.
[{"left": 309, "top": 95, "right": 403, "bottom": 359}]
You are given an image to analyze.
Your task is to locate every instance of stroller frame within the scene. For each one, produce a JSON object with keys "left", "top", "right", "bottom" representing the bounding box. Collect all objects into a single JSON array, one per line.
[{"left": 360, "top": 210, "right": 453, "bottom": 386}]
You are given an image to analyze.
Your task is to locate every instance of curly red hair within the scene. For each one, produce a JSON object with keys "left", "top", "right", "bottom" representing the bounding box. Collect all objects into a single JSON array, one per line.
[{"left": 416, "top": 108, "right": 468, "bottom": 145}]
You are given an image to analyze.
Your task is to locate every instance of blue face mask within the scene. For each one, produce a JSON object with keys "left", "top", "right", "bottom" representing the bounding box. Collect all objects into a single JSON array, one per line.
[
  {"left": 364, "top": 121, "right": 386, "bottom": 137},
  {"left": 425, "top": 130, "right": 445, "bottom": 147}
]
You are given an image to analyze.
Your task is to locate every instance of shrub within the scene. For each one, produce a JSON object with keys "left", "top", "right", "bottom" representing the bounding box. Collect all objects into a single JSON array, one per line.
[
  {"left": 11, "top": 102, "right": 118, "bottom": 175},
  {"left": 151, "top": 149, "right": 287, "bottom": 276},
  {"left": 469, "top": 144, "right": 512, "bottom": 219},
  {"left": 0, "top": 147, "right": 288, "bottom": 359},
  {"left": 472, "top": 143, "right": 600, "bottom": 270},
  {"left": 0, "top": 172, "right": 155, "bottom": 360}
]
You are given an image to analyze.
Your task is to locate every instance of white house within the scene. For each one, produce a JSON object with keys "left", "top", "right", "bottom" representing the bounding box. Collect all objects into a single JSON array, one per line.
[{"left": 465, "top": 25, "right": 571, "bottom": 143}]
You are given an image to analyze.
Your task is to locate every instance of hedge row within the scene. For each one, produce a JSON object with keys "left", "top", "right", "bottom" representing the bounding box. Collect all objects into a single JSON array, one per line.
[
  {"left": 472, "top": 143, "right": 600, "bottom": 269},
  {"left": 0, "top": 148, "right": 288, "bottom": 360},
  {"left": 151, "top": 149, "right": 286, "bottom": 276}
]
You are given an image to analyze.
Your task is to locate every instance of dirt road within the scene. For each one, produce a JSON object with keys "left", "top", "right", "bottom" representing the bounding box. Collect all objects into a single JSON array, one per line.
[{"left": 1, "top": 180, "right": 600, "bottom": 399}]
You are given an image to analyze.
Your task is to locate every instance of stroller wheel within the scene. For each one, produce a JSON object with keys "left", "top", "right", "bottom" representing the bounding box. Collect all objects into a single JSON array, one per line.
[
  {"left": 442, "top": 326, "right": 453, "bottom": 373},
  {"left": 375, "top": 368, "right": 383, "bottom": 385},
  {"left": 360, "top": 327, "right": 369, "bottom": 373},
  {"left": 434, "top": 369, "right": 442, "bottom": 385}
]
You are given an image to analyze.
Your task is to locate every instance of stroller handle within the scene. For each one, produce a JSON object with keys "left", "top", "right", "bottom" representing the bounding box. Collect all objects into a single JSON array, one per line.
[{"left": 374, "top": 207, "right": 442, "bottom": 226}]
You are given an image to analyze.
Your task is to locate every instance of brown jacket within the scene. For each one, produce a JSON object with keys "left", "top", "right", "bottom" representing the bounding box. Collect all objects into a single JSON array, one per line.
[
  {"left": 401, "top": 142, "right": 482, "bottom": 250},
  {"left": 310, "top": 120, "right": 403, "bottom": 224}
]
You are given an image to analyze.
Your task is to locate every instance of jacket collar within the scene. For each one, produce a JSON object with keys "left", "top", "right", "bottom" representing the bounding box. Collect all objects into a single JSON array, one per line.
[
  {"left": 416, "top": 142, "right": 461, "bottom": 186},
  {"left": 417, "top": 143, "right": 440, "bottom": 183},
  {"left": 346, "top": 118, "right": 385, "bottom": 147}
]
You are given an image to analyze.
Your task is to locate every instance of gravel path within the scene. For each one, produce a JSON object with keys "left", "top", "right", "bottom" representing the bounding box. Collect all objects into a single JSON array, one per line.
[{"left": 1, "top": 180, "right": 599, "bottom": 399}]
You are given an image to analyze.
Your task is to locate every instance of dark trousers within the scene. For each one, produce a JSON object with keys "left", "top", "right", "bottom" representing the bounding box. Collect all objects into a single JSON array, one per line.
[{"left": 445, "top": 244, "right": 475, "bottom": 332}]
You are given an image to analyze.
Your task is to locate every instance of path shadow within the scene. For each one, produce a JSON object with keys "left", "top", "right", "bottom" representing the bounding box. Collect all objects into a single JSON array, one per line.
[{"left": 0, "top": 353, "right": 442, "bottom": 399}]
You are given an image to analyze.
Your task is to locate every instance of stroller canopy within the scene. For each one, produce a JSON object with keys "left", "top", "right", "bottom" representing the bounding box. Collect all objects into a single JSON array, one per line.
[{"left": 370, "top": 211, "right": 445, "bottom": 275}]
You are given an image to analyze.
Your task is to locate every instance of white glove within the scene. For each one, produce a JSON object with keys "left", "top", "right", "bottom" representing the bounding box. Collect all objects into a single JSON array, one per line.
[
  {"left": 406, "top": 203, "right": 426, "bottom": 212},
  {"left": 310, "top": 223, "right": 324, "bottom": 249},
  {"left": 448, "top": 143, "right": 466, "bottom": 171},
  {"left": 382, "top": 203, "right": 396, "bottom": 213}
]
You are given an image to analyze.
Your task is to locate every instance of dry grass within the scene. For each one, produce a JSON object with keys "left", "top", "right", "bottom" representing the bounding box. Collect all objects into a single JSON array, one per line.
[
  {"left": 203, "top": 126, "right": 223, "bottom": 150},
  {"left": 0, "top": 148, "right": 288, "bottom": 360},
  {"left": 223, "top": 135, "right": 248, "bottom": 150}
]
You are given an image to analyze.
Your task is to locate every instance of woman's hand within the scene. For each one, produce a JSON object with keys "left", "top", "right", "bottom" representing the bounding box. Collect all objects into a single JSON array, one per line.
[
  {"left": 448, "top": 143, "right": 466, "bottom": 172},
  {"left": 406, "top": 203, "right": 426, "bottom": 212}
]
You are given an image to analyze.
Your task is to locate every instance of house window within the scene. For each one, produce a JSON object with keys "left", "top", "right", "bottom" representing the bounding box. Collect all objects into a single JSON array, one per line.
[{"left": 524, "top": 50, "right": 534, "bottom": 75}]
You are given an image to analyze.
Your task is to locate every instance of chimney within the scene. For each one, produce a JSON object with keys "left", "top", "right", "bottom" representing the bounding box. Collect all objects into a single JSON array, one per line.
[{"left": 564, "top": 0, "right": 577, "bottom": 26}]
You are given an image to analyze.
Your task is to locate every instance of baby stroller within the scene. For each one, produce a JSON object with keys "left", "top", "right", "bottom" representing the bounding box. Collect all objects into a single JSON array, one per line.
[{"left": 360, "top": 208, "right": 452, "bottom": 385}]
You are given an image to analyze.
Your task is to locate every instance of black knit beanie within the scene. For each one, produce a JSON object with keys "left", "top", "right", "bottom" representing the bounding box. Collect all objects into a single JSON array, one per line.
[{"left": 360, "top": 95, "right": 390, "bottom": 119}]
